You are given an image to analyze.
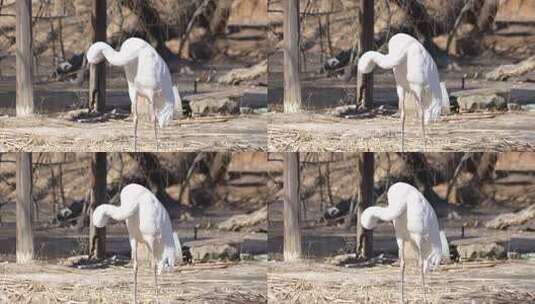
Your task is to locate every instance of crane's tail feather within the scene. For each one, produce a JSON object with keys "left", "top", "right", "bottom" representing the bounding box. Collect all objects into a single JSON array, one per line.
[
  {"left": 426, "top": 247, "right": 443, "bottom": 272},
  {"left": 424, "top": 228, "right": 446, "bottom": 272},
  {"left": 92, "top": 200, "right": 139, "bottom": 228},
  {"left": 157, "top": 101, "right": 174, "bottom": 128},
  {"left": 440, "top": 82, "right": 450, "bottom": 115},
  {"left": 172, "top": 86, "right": 183, "bottom": 119},
  {"left": 361, "top": 203, "right": 406, "bottom": 230},
  {"left": 173, "top": 232, "right": 183, "bottom": 264},
  {"left": 423, "top": 82, "right": 450, "bottom": 124},
  {"left": 439, "top": 230, "right": 450, "bottom": 263}
]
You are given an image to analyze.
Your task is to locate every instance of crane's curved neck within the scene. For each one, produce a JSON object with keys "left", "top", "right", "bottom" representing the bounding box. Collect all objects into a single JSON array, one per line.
[
  {"left": 87, "top": 42, "right": 141, "bottom": 66},
  {"left": 93, "top": 204, "right": 116, "bottom": 227}
]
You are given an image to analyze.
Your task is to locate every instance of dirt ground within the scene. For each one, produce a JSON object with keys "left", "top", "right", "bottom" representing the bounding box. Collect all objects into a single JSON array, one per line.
[
  {"left": 0, "top": 114, "right": 267, "bottom": 152},
  {"left": 267, "top": 111, "right": 535, "bottom": 152},
  {"left": 267, "top": 260, "right": 535, "bottom": 304},
  {"left": 0, "top": 261, "right": 267, "bottom": 304}
]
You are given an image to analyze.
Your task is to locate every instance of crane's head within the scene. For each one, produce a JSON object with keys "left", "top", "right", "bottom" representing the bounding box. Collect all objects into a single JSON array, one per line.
[
  {"left": 86, "top": 42, "right": 108, "bottom": 64},
  {"left": 357, "top": 52, "right": 376, "bottom": 74}
]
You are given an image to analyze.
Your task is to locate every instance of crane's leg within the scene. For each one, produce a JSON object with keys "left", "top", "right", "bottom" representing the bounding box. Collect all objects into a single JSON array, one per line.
[
  {"left": 153, "top": 106, "right": 159, "bottom": 152},
  {"left": 415, "top": 93, "right": 427, "bottom": 151},
  {"left": 410, "top": 86, "right": 427, "bottom": 151},
  {"left": 153, "top": 253, "right": 159, "bottom": 304},
  {"left": 417, "top": 245, "right": 428, "bottom": 304},
  {"left": 133, "top": 93, "right": 139, "bottom": 152},
  {"left": 396, "top": 86, "right": 406, "bottom": 152},
  {"left": 130, "top": 238, "right": 138, "bottom": 304},
  {"left": 420, "top": 104, "right": 427, "bottom": 151},
  {"left": 401, "top": 95, "right": 406, "bottom": 152},
  {"left": 396, "top": 238, "right": 405, "bottom": 304}
]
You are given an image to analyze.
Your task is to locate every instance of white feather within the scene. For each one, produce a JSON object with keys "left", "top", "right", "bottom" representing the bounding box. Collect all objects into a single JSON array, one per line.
[
  {"left": 172, "top": 86, "right": 183, "bottom": 120},
  {"left": 358, "top": 33, "right": 445, "bottom": 124},
  {"left": 92, "top": 184, "right": 180, "bottom": 272},
  {"left": 86, "top": 38, "right": 180, "bottom": 129},
  {"left": 361, "top": 182, "right": 443, "bottom": 272}
]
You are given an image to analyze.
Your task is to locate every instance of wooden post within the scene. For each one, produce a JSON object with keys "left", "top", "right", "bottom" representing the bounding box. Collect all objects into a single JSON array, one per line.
[
  {"left": 16, "top": 153, "right": 34, "bottom": 264},
  {"left": 89, "top": 152, "right": 107, "bottom": 259},
  {"left": 16, "top": 0, "right": 35, "bottom": 116},
  {"left": 357, "top": 0, "right": 374, "bottom": 109},
  {"left": 89, "top": 0, "right": 107, "bottom": 112},
  {"left": 283, "top": 152, "right": 302, "bottom": 261},
  {"left": 283, "top": 0, "right": 302, "bottom": 113},
  {"left": 356, "top": 152, "right": 374, "bottom": 259}
]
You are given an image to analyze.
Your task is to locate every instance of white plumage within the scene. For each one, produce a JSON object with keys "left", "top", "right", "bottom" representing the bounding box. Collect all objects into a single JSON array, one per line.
[
  {"left": 86, "top": 38, "right": 183, "bottom": 151},
  {"left": 361, "top": 182, "right": 443, "bottom": 303},
  {"left": 93, "top": 183, "right": 182, "bottom": 303},
  {"left": 358, "top": 33, "right": 450, "bottom": 151}
]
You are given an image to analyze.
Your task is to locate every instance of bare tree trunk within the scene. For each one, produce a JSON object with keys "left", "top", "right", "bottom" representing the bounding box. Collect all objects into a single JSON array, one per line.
[
  {"left": 399, "top": 153, "right": 449, "bottom": 216},
  {"left": 54, "top": 0, "right": 66, "bottom": 61},
  {"left": 122, "top": 0, "right": 176, "bottom": 60},
  {"left": 58, "top": 159, "right": 66, "bottom": 207},
  {"left": 16, "top": 0, "right": 35, "bottom": 116},
  {"left": 89, "top": 0, "right": 107, "bottom": 112},
  {"left": 476, "top": 0, "right": 498, "bottom": 32},
  {"left": 283, "top": 0, "right": 302, "bottom": 113},
  {"left": 16, "top": 153, "right": 34, "bottom": 264},
  {"left": 357, "top": 0, "right": 374, "bottom": 109},
  {"left": 356, "top": 152, "right": 374, "bottom": 259},
  {"left": 475, "top": 153, "right": 497, "bottom": 182},
  {"left": 390, "top": 0, "right": 443, "bottom": 58},
  {"left": 209, "top": 153, "right": 231, "bottom": 183},
  {"left": 89, "top": 153, "right": 107, "bottom": 259},
  {"left": 283, "top": 152, "right": 302, "bottom": 261}
]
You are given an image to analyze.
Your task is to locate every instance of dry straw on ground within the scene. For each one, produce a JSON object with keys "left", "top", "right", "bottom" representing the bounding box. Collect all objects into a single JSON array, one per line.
[{"left": 268, "top": 261, "right": 535, "bottom": 304}]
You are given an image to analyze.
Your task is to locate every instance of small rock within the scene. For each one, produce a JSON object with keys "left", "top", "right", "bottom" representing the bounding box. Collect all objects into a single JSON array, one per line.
[
  {"left": 327, "top": 105, "right": 356, "bottom": 117},
  {"left": 190, "top": 243, "right": 240, "bottom": 262},
  {"left": 521, "top": 253, "right": 535, "bottom": 261},
  {"left": 507, "top": 103, "right": 522, "bottom": 111},
  {"left": 523, "top": 104, "right": 535, "bottom": 112},
  {"left": 240, "top": 253, "right": 254, "bottom": 261},
  {"left": 447, "top": 210, "right": 461, "bottom": 220},
  {"left": 254, "top": 108, "right": 268, "bottom": 114},
  {"left": 451, "top": 88, "right": 510, "bottom": 112},
  {"left": 253, "top": 254, "right": 268, "bottom": 262},
  {"left": 190, "top": 97, "right": 240, "bottom": 116},
  {"left": 240, "top": 107, "right": 254, "bottom": 114},
  {"left": 217, "top": 60, "right": 267, "bottom": 85},
  {"left": 457, "top": 242, "right": 506, "bottom": 261},
  {"left": 180, "top": 211, "right": 193, "bottom": 222},
  {"left": 326, "top": 253, "right": 357, "bottom": 265},
  {"left": 217, "top": 206, "right": 267, "bottom": 232}
]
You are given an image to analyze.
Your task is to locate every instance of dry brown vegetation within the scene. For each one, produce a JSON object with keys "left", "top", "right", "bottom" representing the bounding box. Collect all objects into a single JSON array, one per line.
[
  {"left": 268, "top": 261, "right": 535, "bottom": 304},
  {"left": 1, "top": 262, "right": 267, "bottom": 303}
]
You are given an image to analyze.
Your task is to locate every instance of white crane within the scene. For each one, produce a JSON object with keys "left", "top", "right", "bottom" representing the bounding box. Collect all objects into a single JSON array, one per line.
[
  {"left": 86, "top": 38, "right": 183, "bottom": 151},
  {"left": 361, "top": 182, "right": 443, "bottom": 304},
  {"left": 92, "top": 183, "right": 183, "bottom": 304},
  {"left": 358, "top": 33, "right": 449, "bottom": 151}
]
